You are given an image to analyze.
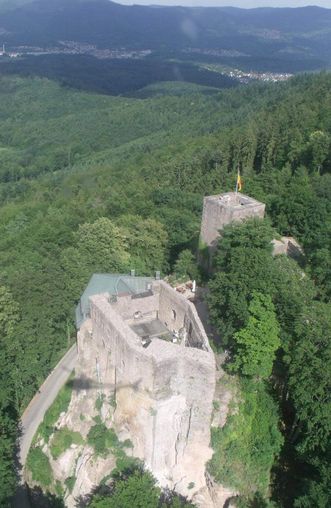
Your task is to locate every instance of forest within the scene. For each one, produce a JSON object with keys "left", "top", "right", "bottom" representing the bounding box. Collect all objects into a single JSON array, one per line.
[
  {"left": 0, "top": 55, "right": 238, "bottom": 96},
  {"left": 0, "top": 71, "right": 330, "bottom": 507}
]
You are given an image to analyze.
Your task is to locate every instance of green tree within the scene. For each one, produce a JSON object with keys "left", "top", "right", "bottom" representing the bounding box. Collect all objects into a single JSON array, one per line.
[
  {"left": 294, "top": 460, "right": 331, "bottom": 508},
  {"left": 61, "top": 217, "right": 130, "bottom": 302},
  {"left": 289, "top": 302, "right": 331, "bottom": 454},
  {"left": 209, "top": 380, "right": 283, "bottom": 498},
  {"left": 0, "top": 286, "right": 20, "bottom": 506},
  {"left": 308, "top": 131, "right": 330, "bottom": 173},
  {"left": 208, "top": 219, "right": 315, "bottom": 351},
  {"left": 173, "top": 249, "right": 198, "bottom": 281},
  {"left": 208, "top": 218, "right": 277, "bottom": 346},
  {"left": 87, "top": 468, "right": 195, "bottom": 508},
  {"left": 89, "top": 470, "right": 160, "bottom": 508},
  {"left": 73, "top": 217, "right": 130, "bottom": 272},
  {"left": 117, "top": 215, "right": 169, "bottom": 275},
  {"left": 231, "top": 292, "right": 280, "bottom": 379},
  {"left": 267, "top": 169, "right": 331, "bottom": 253},
  {"left": 0, "top": 285, "right": 19, "bottom": 338},
  {"left": 308, "top": 248, "right": 331, "bottom": 299}
]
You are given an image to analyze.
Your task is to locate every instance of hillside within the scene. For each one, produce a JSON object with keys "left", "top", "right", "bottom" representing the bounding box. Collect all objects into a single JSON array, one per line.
[
  {"left": 0, "top": 0, "right": 330, "bottom": 73},
  {"left": 0, "top": 72, "right": 330, "bottom": 507},
  {"left": 0, "top": 73, "right": 330, "bottom": 387}
]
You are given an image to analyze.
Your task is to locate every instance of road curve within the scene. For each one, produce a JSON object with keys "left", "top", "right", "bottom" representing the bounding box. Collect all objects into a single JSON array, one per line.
[{"left": 12, "top": 344, "right": 78, "bottom": 508}]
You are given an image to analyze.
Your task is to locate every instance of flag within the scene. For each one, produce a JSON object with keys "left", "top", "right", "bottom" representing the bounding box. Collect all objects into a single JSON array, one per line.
[{"left": 236, "top": 171, "right": 242, "bottom": 192}]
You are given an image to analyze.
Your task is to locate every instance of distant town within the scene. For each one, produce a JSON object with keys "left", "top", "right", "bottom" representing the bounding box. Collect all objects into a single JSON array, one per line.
[
  {"left": 0, "top": 41, "right": 293, "bottom": 84},
  {"left": 0, "top": 41, "right": 152, "bottom": 60},
  {"left": 227, "top": 69, "right": 292, "bottom": 83},
  {"left": 203, "top": 63, "right": 293, "bottom": 83}
]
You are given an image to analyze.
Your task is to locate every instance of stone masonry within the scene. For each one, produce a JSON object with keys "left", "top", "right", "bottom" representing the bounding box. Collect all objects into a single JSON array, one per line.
[
  {"left": 200, "top": 192, "right": 266, "bottom": 268},
  {"left": 77, "top": 280, "right": 216, "bottom": 499}
]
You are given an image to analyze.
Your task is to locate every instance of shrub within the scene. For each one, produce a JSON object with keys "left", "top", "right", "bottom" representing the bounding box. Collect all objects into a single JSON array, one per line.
[
  {"left": 50, "top": 427, "right": 84, "bottom": 460},
  {"left": 87, "top": 423, "right": 120, "bottom": 457},
  {"left": 26, "top": 447, "right": 52, "bottom": 487}
]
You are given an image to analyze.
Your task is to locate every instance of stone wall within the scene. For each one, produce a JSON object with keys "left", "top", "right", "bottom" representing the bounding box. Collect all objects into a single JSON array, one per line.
[
  {"left": 158, "top": 281, "right": 212, "bottom": 352},
  {"left": 91, "top": 295, "right": 154, "bottom": 391},
  {"left": 272, "top": 236, "right": 304, "bottom": 261},
  {"left": 158, "top": 282, "right": 187, "bottom": 332},
  {"left": 199, "top": 192, "right": 266, "bottom": 269},
  {"left": 200, "top": 195, "right": 233, "bottom": 248},
  {"left": 88, "top": 288, "right": 216, "bottom": 498}
]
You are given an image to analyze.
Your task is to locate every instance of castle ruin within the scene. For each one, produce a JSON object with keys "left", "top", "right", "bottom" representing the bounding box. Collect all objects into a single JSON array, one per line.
[
  {"left": 76, "top": 279, "right": 216, "bottom": 498},
  {"left": 27, "top": 189, "right": 307, "bottom": 507},
  {"left": 64, "top": 191, "right": 271, "bottom": 504}
]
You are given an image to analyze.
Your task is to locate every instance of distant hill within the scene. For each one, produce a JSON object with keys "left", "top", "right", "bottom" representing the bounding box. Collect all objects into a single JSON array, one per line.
[{"left": 0, "top": 0, "right": 330, "bottom": 70}]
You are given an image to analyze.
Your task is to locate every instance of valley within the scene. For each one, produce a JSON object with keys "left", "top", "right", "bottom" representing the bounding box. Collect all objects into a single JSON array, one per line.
[{"left": 0, "top": 0, "right": 330, "bottom": 97}]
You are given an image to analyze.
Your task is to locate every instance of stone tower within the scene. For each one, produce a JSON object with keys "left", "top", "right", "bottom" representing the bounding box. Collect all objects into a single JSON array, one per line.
[{"left": 199, "top": 192, "right": 265, "bottom": 269}]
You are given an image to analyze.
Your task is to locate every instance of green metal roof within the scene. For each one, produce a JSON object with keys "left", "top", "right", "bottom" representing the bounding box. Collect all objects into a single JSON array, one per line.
[{"left": 75, "top": 273, "right": 154, "bottom": 328}]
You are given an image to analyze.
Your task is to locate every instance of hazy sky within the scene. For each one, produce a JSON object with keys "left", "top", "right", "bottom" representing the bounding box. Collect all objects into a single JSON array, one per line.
[{"left": 118, "top": 0, "right": 331, "bottom": 7}]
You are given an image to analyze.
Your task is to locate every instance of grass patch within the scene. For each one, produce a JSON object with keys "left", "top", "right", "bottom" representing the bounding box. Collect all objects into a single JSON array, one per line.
[
  {"left": 95, "top": 393, "right": 105, "bottom": 412},
  {"left": 55, "top": 480, "right": 64, "bottom": 497},
  {"left": 109, "top": 394, "right": 117, "bottom": 409},
  {"left": 50, "top": 426, "right": 84, "bottom": 460},
  {"left": 65, "top": 475, "right": 76, "bottom": 493},
  {"left": 37, "top": 373, "right": 74, "bottom": 443},
  {"left": 26, "top": 447, "right": 52, "bottom": 487}
]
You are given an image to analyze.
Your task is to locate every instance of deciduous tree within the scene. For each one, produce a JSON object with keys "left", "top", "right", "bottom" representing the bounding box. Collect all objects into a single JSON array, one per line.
[{"left": 231, "top": 292, "right": 280, "bottom": 379}]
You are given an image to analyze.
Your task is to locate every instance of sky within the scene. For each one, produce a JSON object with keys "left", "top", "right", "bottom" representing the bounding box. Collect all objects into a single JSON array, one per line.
[{"left": 118, "top": 0, "right": 331, "bottom": 7}]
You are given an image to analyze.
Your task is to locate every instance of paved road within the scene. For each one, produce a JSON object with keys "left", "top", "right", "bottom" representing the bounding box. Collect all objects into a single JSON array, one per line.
[{"left": 12, "top": 344, "right": 78, "bottom": 508}]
